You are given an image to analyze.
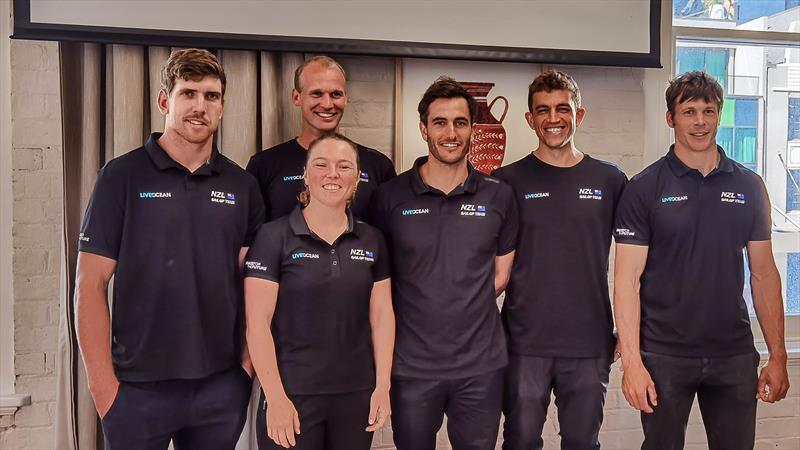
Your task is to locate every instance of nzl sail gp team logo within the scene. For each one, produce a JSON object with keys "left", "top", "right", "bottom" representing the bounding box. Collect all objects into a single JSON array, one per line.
[
  {"left": 359, "top": 172, "right": 370, "bottom": 182},
  {"left": 283, "top": 174, "right": 303, "bottom": 182},
  {"left": 460, "top": 204, "right": 486, "bottom": 217},
  {"left": 578, "top": 188, "right": 603, "bottom": 200},
  {"left": 139, "top": 191, "right": 172, "bottom": 199},
  {"left": 291, "top": 252, "right": 320, "bottom": 260},
  {"left": 350, "top": 248, "right": 375, "bottom": 262},
  {"left": 661, "top": 195, "right": 688, "bottom": 203},
  {"left": 524, "top": 192, "right": 549, "bottom": 200},
  {"left": 210, "top": 190, "right": 236, "bottom": 205},
  {"left": 402, "top": 208, "right": 429, "bottom": 216},
  {"left": 721, "top": 191, "right": 746, "bottom": 204}
]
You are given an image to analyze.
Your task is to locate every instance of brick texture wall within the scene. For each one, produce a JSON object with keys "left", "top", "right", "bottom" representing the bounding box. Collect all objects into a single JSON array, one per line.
[{"left": 1, "top": 40, "right": 798, "bottom": 450}]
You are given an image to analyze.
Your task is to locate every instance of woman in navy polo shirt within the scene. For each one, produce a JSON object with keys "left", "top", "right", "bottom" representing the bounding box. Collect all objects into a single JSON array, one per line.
[{"left": 244, "top": 132, "right": 395, "bottom": 450}]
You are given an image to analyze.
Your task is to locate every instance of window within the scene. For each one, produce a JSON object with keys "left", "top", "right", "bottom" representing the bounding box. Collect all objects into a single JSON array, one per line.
[{"left": 674, "top": 1, "right": 800, "bottom": 333}]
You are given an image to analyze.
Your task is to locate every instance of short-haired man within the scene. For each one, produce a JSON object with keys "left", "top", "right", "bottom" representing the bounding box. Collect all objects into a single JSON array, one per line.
[
  {"left": 75, "top": 48, "right": 265, "bottom": 450},
  {"left": 614, "top": 71, "right": 790, "bottom": 449},
  {"left": 493, "top": 70, "right": 627, "bottom": 450},
  {"left": 246, "top": 55, "right": 395, "bottom": 222},
  {"left": 371, "top": 76, "right": 518, "bottom": 450}
]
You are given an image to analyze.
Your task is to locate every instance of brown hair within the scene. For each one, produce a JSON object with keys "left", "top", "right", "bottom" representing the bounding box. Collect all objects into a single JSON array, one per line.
[
  {"left": 160, "top": 48, "right": 226, "bottom": 96},
  {"left": 665, "top": 71, "right": 723, "bottom": 115},
  {"left": 417, "top": 76, "right": 477, "bottom": 124},
  {"left": 298, "top": 132, "right": 361, "bottom": 207},
  {"left": 527, "top": 70, "right": 581, "bottom": 112},
  {"left": 294, "top": 56, "right": 348, "bottom": 92}
]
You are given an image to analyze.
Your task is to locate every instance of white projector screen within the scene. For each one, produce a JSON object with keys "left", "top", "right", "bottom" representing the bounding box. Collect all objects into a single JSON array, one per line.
[{"left": 13, "top": 0, "right": 662, "bottom": 68}]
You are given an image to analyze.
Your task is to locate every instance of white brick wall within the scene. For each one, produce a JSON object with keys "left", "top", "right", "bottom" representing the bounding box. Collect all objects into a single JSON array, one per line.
[{"left": 1, "top": 40, "right": 798, "bottom": 449}]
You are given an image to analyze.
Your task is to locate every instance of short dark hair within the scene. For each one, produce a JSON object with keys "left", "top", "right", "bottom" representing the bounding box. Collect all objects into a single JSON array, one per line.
[
  {"left": 665, "top": 71, "right": 724, "bottom": 115},
  {"left": 160, "top": 48, "right": 226, "bottom": 96},
  {"left": 294, "top": 56, "right": 347, "bottom": 92},
  {"left": 527, "top": 70, "right": 581, "bottom": 112},
  {"left": 299, "top": 132, "right": 361, "bottom": 207},
  {"left": 417, "top": 76, "right": 477, "bottom": 124}
]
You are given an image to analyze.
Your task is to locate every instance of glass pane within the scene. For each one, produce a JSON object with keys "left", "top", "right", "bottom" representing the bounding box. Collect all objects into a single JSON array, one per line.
[
  {"left": 717, "top": 127, "right": 734, "bottom": 153},
  {"left": 790, "top": 98, "right": 800, "bottom": 141},
  {"left": 733, "top": 127, "right": 757, "bottom": 166},
  {"left": 788, "top": 169, "right": 800, "bottom": 212},
  {"left": 789, "top": 253, "right": 800, "bottom": 314},
  {"left": 735, "top": 98, "right": 757, "bottom": 127},
  {"left": 721, "top": 98, "right": 735, "bottom": 127},
  {"left": 673, "top": 0, "right": 799, "bottom": 33}
]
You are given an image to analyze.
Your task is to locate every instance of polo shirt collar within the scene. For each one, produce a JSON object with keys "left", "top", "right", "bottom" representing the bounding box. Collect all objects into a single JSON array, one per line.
[
  {"left": 665, "top": 144, "right": 734, "bottom": 178},
  {"left": 409, "top": 156, "right": 480, "bottom": 196},
  {"left": 288, "top": 206, "right": 359, "bottom": 239},
  {"left": 144, "top": 132, "right": 222, "bottom": 175}
]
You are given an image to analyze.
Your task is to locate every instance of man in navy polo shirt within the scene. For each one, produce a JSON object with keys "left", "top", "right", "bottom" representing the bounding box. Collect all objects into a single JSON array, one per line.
[
  {"left": 371, "top": 76, "right": 518, "bottom": 450},
  {"left": 493, "top": 70, "right": 627, "bottom": 450},
  {"left": 75, "top": 48, "right": 265, "bottom": 450},
  {"left": 614, "top": 71, "right": 790, "bottom": 449},
  {"left": 246, "top": 55, "right": 395, "bottom": 221}
]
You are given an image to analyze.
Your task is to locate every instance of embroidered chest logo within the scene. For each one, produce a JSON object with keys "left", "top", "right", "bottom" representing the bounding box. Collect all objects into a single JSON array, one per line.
[
  {"left": 720, "top": 192, "right": 746, "bottom": 205},
  {"left": 139, "top": 191, "right": 172, "bottom": 199},
  {"left": 402, "top": 208, "right": 430, "bottom": 216},
  {"left": 524, "top": 192, "right": 550, "bottom": 200},
  {"left": 245, "top": 261, "right": 268, "bottom": 272},
  {"left": 283, "top": 175, "right": 303, "bottom": 182},
  {"left": 291, "top": 252, "right": 320, "bottom": 260},
  {"left": 350, "top": 248, "right": 375, "bottom": 262},
  {"left": 578, "top": 188, "right": 603, "bottom": 200},
  {"left": 460, "top": 204, "right": 487, "bottom": 217},
  {"left": 210, "top": 190, "right": 236, "bottom": 205},
  {"left": 661, "top": 195, "right": 688, "bottom": 203}
]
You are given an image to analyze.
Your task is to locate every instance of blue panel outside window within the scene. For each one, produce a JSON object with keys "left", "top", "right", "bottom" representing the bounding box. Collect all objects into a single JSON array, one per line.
[
  {"left": 789, "top": 98, "right": 799, "bottom": 141},
  {"left": 717, "top": 127, "right": 734, "bottom": 154},
  {"left": 735, "top": 98, "right": 758, "bottom": 127},
  {"left": 733, "top": 128, "right": 757, "bottom": 168},
  {"left": 788, "top": 253, "right": 800, "bottom": 314},
  {"left": 787, "top": 169, "right": 800, "bottom": 212}
]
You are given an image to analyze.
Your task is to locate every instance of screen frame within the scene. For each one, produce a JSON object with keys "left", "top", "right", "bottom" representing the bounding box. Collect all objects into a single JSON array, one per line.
[{"left": 11, "top": 0, "right": 662, "bottom": 68}]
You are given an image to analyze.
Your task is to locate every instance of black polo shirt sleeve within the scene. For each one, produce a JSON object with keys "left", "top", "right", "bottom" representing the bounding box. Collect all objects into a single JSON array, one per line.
[
  {"left": 750, "top": 175, "right": 772, "bottom": 242},
  {"left": 372, "top": 229, "right": 391, "bottom": 282},
  {"left": 78, "top": 162, "right": 125, "bottom": 260},
  {"left": 613, "top": 176, "right": 651, "bottom": 246},
  {"left": 245, "top": 154, "right": 273, "bottom": 221},
  {"left": 244, "top": 178, "right": 266, "bottom": 246},
  {"left": 243, "top": 224, "right": 283, "bottom": 283},
  {"left": 496, "top": 182, "right": 519, "bottom": 255}
]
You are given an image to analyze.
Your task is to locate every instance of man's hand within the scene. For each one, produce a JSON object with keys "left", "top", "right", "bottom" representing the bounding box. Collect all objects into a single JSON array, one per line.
[
  {"left": 366, "top": 385, "right": 391, "bottom": 432},
  {"left": 91, "top": 376, "right": 120, "bottom": 419},
  {"left": 756, "top": 357, "right": 790, "bottom": 403},
  {"left": 621, "top": 361, "right": 657, "bottom": 413},
  {"left": 267, "top": 394, "right": 301, "bottom": 448}
]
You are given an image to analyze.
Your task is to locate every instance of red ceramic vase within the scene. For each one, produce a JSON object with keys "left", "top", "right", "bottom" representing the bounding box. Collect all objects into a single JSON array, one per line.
[{"left": 459, "top": 81, "right": 508, "bottom": 174}]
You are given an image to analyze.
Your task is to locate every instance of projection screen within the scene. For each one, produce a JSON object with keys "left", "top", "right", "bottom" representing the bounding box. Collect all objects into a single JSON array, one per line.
[{"left": 12, "top": 0, "right": 662, "bottom": 68}]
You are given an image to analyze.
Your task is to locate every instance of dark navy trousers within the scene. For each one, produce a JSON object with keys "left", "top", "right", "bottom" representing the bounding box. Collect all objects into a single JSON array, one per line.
[{"left": 100, "top": 365, "right": 252, "bottom": 450}]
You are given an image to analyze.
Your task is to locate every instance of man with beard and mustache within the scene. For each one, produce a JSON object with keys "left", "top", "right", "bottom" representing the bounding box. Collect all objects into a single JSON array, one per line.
[
  {"left": 492, "top": 70, "right": 627, "bottom": 450},
  {"left": 75, "top": 48, "right": 265, "bottom": 450},
  {"left": 370, "top": 76, "right": 518, "bottom": 450},
  {"left": 246, "top": 55, "right": 395, "bottom": 222}
]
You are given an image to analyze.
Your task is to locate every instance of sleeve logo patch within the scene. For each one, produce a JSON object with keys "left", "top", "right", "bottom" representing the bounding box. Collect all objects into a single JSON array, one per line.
[
  {"left": 210, "top": 190, "right": 237, "bottom": 205},
  {"left": 615, "top": 228, "right": 635, "bottom": 237},
  {"left": 245, "top": 261, "right": 268, "bottom": 271},
  {"left": 721, "top": 191, "right": 745, "bottom": 204},
  {"left": 350, "top": 248, "right": 375, "bottom": 262},
  {"left": 359, "top": 172, "right": 370, "bottom": 182},
  {"left": 139, "top": 191, "right": 172, "bottom": 199},
  {"left": 578, "top": 188, "right": 603, "bottom": 200},
  {"left": 78, "top": 232, "right": 89, "bottom": 242}
]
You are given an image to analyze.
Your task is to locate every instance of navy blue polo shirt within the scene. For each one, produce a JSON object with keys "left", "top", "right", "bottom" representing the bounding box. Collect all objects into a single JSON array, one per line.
[
  {"left": 371, "top": 157, "right": 518, "bottom": 379},
  {"left": 244, "top": 207, "right": 391, "bottom": 395},
  {"left": 78, "top": 133, "right": 265, "bottom": 382},
  {"left": 614, "top": 145, "right": 772, "bottom": 357},
  {"left": 246, "top": 138, "right": 396, "bottom": 222},
  {"left": 493, "top": 154, "right": 627, "bottom": 358}
]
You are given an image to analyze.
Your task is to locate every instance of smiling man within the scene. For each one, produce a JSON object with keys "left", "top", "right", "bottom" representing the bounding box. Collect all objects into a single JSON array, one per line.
[
  {"left": 246, "top": 56, "right": 395, "bottom": 222},
  {"left": 75, "top": 49, "right": 265, "bottom": 450},
  {"left": 371, "top": 76, "right": 518, "bottom": 450},
  {"left": 613, "top": 71, "right": 790, "bottom": 450},
  {"left": 493, "top": 70, "right": 627, "bottom": 450}
]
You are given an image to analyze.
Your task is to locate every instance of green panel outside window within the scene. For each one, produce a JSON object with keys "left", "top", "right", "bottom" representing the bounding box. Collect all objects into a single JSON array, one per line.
[
  {"left": 721, "top": 98, "right": 735, "bottom": 127},
  {"left": 706, "top": 50, "right": 729, "bottom": 92}
]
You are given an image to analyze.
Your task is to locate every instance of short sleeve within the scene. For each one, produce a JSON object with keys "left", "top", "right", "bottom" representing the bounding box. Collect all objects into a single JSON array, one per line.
[
  {"left": 496, "top": 183, "right": 518, "bottom": 255},
  {"left": 377, "top": 154, "right": 397, "bottom": 185},
  {"left": 372, "top": 230, "right": 391, "bottom": 282},
  {"left": 244, "top": 178, "right": 266, "bottom": 246},
  {"left": 613, "top": 178, "right": 651, "bottom": 245},
  {"left": 243, "top": 225, "right": 283, "bottom": 282},
  {"left": 749, "top": 175, "right": 772, "bottom": 242},
  {"left": 246, "top": 153, "right": 271, "bottom": 223},
  {"left": 78, "top": 163, "right": 125, "bottom": 260}
]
